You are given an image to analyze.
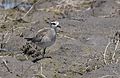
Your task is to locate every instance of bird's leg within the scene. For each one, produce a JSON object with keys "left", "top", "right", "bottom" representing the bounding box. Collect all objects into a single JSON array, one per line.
[
  {"left": 42, "top": 48, "right": 46, "bottom": 57},
  {"left": 32, "top": 48, "right": 53, "bottom": 63}
]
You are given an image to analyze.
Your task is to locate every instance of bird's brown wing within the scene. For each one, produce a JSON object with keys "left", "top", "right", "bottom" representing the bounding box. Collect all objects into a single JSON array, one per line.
[{"left": 31, "top": 28, "right": 49, "bottom": 43}]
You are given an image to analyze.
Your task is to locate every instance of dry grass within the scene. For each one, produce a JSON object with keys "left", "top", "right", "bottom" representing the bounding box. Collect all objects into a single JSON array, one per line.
[{"left": 103, "top": 30, "right": 120, "bottom": 65}]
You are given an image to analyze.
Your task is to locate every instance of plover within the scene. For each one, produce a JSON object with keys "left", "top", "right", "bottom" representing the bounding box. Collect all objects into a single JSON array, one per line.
[{"left": 25, "top": 21, "right": 61, "bottom": 58}]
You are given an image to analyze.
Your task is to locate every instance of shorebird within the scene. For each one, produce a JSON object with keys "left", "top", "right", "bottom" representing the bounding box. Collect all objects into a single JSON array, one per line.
[{"left": 25, "top": 21, "right": 61, "bottom": 58}]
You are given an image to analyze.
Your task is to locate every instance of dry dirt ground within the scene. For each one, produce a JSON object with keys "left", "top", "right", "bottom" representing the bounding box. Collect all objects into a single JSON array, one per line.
[{"left": 0, "top": 0, "right": 120, "bottom": 78}]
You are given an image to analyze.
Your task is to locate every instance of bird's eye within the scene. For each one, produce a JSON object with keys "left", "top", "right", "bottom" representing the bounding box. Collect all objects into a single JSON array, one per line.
[{"left": 51, "top": 23, "right": 56, "bottom": 25}]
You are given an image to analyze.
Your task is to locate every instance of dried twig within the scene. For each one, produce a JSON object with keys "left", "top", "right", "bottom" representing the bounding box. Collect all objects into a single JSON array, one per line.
[
  {"left": 40, "top": 63, "right": 47, "bottom": 78},
  {"left": 4, "top": 32, "right": 11, "bottom": 44},
  {"left": 34, "top": 63, "right": 47, "bottom": 78},
  {"left": 112, "top": 39, "right": 119, "bottom": 61},
  {"left": 58, "top": 33, "right": 76, "bottom": 40},
  {"left": 103, "top": 30, "right": 120, "bottom": 64},
  {"left": 23, "top": 0, "right": 50, "bottom": 18},
  {"left": 98, "top": 69, "right": 120, "bottom": 78},
  {"left": 113, "top": 70, "right": 119, "bottom": 75},
  {"left": 103, "top": 39, "right": 111, "bottom": 65},
  {"left": 22, "top": 0, "right": 42, "bottom": 18},
  {"left": 2, "top": 59, "right": 12, "bottom": 73},
  {"left": 112, "top": 30, "right": 120, "bottom": 63},
  {"left": 23, "top": 4, "right": 34, "bottom": 18},
  {"left": 98, "top": 75, "right": 117, "bottom": 78}
]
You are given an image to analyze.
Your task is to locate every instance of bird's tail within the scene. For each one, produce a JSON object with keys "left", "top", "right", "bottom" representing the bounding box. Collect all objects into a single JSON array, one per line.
[{"left": 24, "top": 38, "right": 33, "bottom": 41}]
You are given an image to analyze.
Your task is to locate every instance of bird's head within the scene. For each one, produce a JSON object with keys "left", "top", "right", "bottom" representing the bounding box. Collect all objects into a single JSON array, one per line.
[{"left": 50, "top": 21, "right": 61, "bottom": 29}]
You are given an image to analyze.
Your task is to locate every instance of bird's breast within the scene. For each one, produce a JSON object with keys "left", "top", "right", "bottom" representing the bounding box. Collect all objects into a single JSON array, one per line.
[
  {"left": 36, "top": 36, "right": 56, "bottom": 48},
  {"left": 37, "top": 34, "right": 56, "bottom": 48}
]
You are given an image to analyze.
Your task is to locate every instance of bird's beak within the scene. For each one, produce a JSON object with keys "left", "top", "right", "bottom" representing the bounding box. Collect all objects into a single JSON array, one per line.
[{"left": 57, "top": 25, "right": 61, "bottom": 28}]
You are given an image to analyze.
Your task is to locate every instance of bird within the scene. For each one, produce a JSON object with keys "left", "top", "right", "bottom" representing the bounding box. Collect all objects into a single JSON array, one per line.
[{"left": 24, "top": 21, "right": 61, "bottom": 58}]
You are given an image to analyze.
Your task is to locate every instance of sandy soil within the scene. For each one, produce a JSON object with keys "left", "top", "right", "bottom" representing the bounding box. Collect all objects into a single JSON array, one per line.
[{"left": 0, "top": 0, "right": 120, "bottom": 78}]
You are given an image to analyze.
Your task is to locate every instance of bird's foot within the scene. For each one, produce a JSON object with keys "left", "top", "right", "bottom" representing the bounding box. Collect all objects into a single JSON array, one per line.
[{"left": 32, "top": 56, "right": 52, "bottom": 63}]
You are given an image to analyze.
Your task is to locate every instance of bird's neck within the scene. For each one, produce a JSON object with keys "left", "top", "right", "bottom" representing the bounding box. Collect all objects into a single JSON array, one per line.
[
  {"left": 50, "top": 28, "right": 56, "bottom": 41},
  {"left": 50, "top": 28, "right": 57, "bottom": 35},
  {"left": 51, "top": 27, "right": 57, "bottom": 32}
]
